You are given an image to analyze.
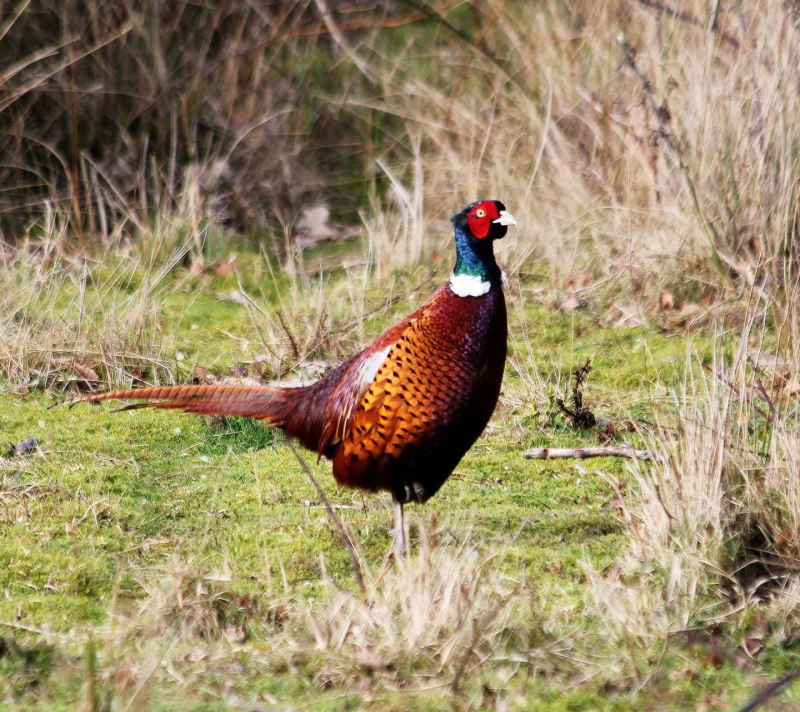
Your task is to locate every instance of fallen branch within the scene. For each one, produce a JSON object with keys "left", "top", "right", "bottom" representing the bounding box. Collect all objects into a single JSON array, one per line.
[
  {"left": 737, "top": 669, "right": 800, "bottom": 712},
  {"left": 525, "top": 444, "right": 654, "bottom": 461}
]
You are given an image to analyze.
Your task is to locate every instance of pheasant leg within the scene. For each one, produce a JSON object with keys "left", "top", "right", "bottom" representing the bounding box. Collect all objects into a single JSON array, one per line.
[{"left": 393, "top": 499, "right": 407, "bottom": 558}]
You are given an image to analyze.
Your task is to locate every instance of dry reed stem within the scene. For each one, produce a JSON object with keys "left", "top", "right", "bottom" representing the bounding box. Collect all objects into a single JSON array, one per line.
[{"left": 287, "top": 442, "right": 365, "bottom": 594}]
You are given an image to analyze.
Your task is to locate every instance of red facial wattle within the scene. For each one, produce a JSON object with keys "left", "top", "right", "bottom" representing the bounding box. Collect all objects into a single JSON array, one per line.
[{"left": 467, "top": 201, "right": 501, "bottom": 239}]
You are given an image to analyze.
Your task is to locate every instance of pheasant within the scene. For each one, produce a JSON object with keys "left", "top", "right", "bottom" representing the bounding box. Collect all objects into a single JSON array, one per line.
[{"left": 75, "top": 200, "right": 517, "bottom": 555}]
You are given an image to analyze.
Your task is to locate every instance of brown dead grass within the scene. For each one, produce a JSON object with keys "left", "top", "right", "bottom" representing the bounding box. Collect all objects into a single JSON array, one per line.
[{"left": 585, "top": 293, "right": 800, "bottom": 679}]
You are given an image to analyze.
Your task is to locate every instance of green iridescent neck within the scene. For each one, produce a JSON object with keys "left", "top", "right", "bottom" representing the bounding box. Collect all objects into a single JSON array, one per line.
[{"left": 453, "top": 226, "right": 501, "bottom": 283}]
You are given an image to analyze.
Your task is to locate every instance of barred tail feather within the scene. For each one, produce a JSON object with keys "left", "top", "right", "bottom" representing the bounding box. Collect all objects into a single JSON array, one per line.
[{"left": 75, "top": 384, "right": 297, "bottom": 425}]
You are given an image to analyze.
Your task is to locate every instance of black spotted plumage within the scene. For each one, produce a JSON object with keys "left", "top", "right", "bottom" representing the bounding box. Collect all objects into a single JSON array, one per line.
[{"left": 332, "top": 280, "right": 507, "bottom": 504}]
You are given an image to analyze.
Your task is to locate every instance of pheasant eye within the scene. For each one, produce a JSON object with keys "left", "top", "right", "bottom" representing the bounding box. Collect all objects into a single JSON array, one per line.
[{"left": 475, "top": 208, "right": 486, "bottom": 218}]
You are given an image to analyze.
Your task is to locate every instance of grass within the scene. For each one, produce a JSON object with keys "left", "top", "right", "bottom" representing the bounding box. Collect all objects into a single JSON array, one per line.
[
  {"left": 1, "top": 249, "right": 798, "bottom": 709},
  {"left": 3, "top": 0, "right": 800, "bottom": 708}
]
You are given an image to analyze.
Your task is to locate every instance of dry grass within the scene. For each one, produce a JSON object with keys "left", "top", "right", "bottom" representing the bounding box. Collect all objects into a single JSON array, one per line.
[
  {"left": 584, "top": 293, "right": 800, "bottom": 681},
  {"left": 350, "top": 1, "right": 800, "bottom": 309},
  {"left": 0, "top": 220, "right": 185, "bottom": 392},
  {"left": 82, "top": 522, "right": 539, "bottom": 707},
  {"left": 363, "top": 134, "right": 427, "bottom": 277},
  {"left": 6, "top": 1, "right": 800, "bottom": 302},
  {"left": 4, "top": 1, "right": 800, "bottom": 339},
  {"left": 302, "top": 522, "right": 519, "bottom": 685},
  {"left": 0, "top": 0, "right": 368, "bottom": 237}
]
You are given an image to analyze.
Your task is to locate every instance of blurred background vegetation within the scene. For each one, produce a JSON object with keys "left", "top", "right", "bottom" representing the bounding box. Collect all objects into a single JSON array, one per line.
[
  {"left": 1, "top": 0, "right": 392, "bottom": 236},
  {"left": 2, "top": 0, "right": 796, "bottom": 296},
  {"left": 2, "top": 0, "right": 500, "bottom": 240}
]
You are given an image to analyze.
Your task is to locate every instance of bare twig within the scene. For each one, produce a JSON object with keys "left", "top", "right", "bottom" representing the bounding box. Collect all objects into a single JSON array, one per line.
[
  {"left": 395, "top": 0, "right": 520, "bottom": 90},
  {"left": 737, "top": 670, "right": 800, "bottom": 712},
  {"left": 556, "top": 359, "right": 596, "bottom": 428},
  {"left": 617, "top": 35, "right": 732, "bottom": 279},
  {"left": 635, "top": 0, "right": 740, "bottom": 49},
  {"left": 313, "top": 0, "right": 373, "bottom": 79},
  {"left": 525, "top": 444, "right": 655, "bottom": 461},
  {"left": 287, "top": 442, "right": 365, "bottom": 594}
]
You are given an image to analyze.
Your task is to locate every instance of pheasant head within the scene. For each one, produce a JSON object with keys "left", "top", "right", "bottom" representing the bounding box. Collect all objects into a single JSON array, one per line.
[{"left": 449, "top": 199, "right": 517, "bottom": 297}]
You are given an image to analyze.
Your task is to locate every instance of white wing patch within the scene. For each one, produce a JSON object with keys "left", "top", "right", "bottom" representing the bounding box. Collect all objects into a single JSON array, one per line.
[
  {"left": 449, "top": 273, "right": 491, "bottom": 297},
  {"left": 328, "top": 344, "right": 393, "bottom": 447},
  {"left": 355, "top": 345, "right": 393, "bottom": 388}
]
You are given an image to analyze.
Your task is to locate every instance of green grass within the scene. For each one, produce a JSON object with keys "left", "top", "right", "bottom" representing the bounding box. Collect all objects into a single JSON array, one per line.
[
  {"left": 2, "top": 253, "right": 795, "bottom": 710},
  {"left": 4, "top": 0, "right": 800, "bottom": 705}
]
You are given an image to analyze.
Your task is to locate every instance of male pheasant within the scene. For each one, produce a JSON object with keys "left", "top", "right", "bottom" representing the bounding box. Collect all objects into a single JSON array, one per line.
[{"left": 76, "top": 200, "right": 517, "bottom": 555}]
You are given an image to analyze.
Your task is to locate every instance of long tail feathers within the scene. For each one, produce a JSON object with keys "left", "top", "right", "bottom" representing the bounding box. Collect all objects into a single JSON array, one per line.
[{"left": 73, "top": 384, "right": 294, "bottom": 424}]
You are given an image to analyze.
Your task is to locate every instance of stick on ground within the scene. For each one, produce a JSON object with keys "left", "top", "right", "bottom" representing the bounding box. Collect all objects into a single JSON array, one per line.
[
  {"left": 524, "top": 444, "right": 654, "bottom": 461},
  {"left": 737, "top": 670, "right": 800, "bottom": 712}
]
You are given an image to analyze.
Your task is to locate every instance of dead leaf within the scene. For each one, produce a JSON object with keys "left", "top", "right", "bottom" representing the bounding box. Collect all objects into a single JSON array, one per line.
[
  {"left": 658, "top": 289, "right": 675, "bottom": 311},
  {"left": 213, "top": 258, "right": 236, "bottom": 277},
  {"left": 559, "top": 295, "right": 582, "bottom": 312},
  {"left": 193, "top": 365, "right": 217, "bottom": 384},
  {"left": 128, "top": 367, "right": 148, "bottom": 384},
  {"left": 72, "top": 362, "right": 100, "bottom": 382},
  {"left": 188, "top": 258, "right": 205, "bottom": 276},
  {"left": 599, "top": 420, "right": 616, "bottom": 441},
  {"left": 742, "top": 637, "right": 765, "bottom": 657},
  {"left": 49, "top": 358, "right": 99, "bottom": 383}
]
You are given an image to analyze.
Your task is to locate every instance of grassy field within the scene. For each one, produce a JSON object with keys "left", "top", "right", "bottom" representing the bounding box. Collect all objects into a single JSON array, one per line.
[
  {"left": 1, "top": 246, "right": 796, "bottom": 710},
  {"left": 3, "top": 0, "right": 800, "bottom": 709}
]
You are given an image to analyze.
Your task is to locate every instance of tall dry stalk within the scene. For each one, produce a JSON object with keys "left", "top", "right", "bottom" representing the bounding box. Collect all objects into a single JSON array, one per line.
[{"left": 586, "top": 301, "right": 800, "bottom": 675}]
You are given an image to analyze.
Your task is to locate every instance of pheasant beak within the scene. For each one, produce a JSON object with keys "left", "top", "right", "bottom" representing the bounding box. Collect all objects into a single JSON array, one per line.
[{"left": 493, "top": 210, "right": 518, "bottom": 227}]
